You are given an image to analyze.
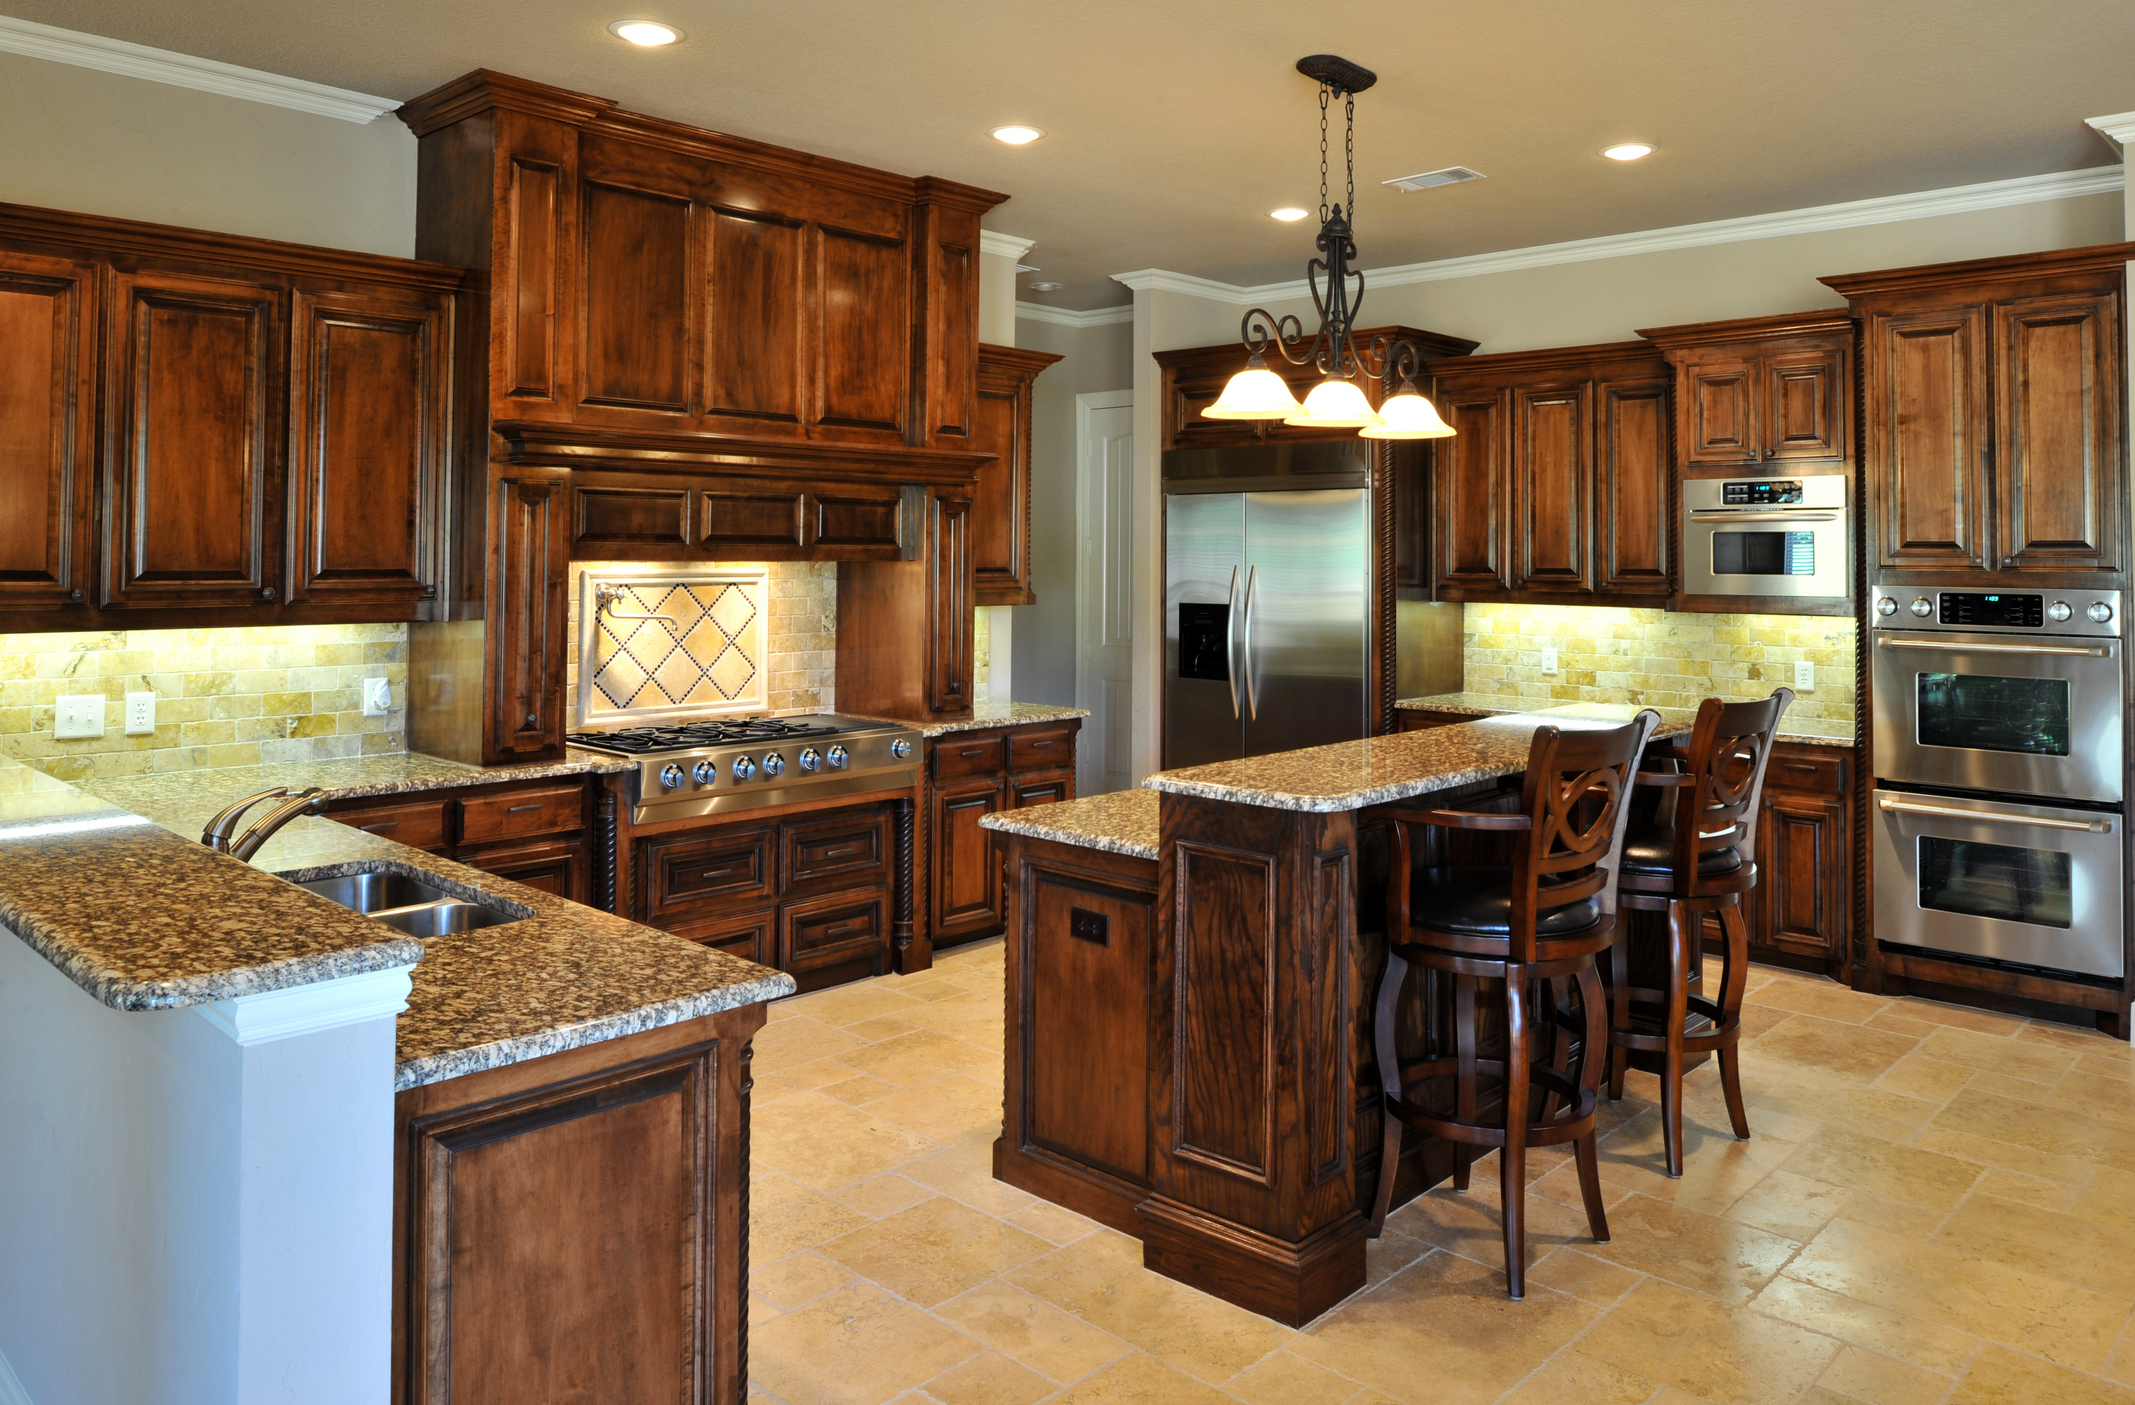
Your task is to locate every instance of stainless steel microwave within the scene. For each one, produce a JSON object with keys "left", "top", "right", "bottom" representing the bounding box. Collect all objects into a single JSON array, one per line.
[{"left": 1681, "top": 475, "right": 1848, "bottom": 600}]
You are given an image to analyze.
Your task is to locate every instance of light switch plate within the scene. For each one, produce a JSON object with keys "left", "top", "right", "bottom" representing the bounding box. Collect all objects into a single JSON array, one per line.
[
  {"left": 1794, "top": 660, "right": 1815, "bottom": 692},
  {"left": 55, "top": 694, "right": 105, "bottom": 739},
  {"left": 124, "top": 691, "right": 156, "bottom": 736},
  {"left": 361, "top": 677, "right": 392, "bottom": 717},
  {"left": 1542, "top": 648, "right": 1559, "bottom": 675}
]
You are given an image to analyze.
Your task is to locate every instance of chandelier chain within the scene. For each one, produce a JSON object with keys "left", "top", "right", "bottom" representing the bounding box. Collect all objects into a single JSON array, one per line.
[
  {"left": 1345, "top": 90, "right": 1355, "bottom": 221},
  {"left": 1317, "top": 85, "right": 1330, "bottom": 224}
]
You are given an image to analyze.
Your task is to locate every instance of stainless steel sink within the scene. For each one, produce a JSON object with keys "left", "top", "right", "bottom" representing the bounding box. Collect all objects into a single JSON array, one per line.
[
  {"left": 370, "top": 901, "right": 512, "bottom": 938},
  {"left": 286, "top": 868, "right": 521, "bottom": 938}
]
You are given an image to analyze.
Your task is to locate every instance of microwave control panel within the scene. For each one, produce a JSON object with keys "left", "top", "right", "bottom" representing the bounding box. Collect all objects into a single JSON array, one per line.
[{"left": 1720, "top": 480, "right": 1804, "bottom": 505}]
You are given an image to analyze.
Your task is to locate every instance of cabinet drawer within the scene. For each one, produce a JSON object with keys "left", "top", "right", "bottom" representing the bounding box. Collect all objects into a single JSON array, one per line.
[
  {"left": 459, "top": 783, "right": 585, "bottom": 845},
  {"left": 641, "top": 826, "right": 776, "bottom": 923},
  {"left": 331, "top": 797, "right": 450, "bottom": 851},
  {"left": 1767, "top": 747, "right": 1846, "bottom": 798},
  {"left": 780, "top": 891, "right": 887, "bottom": 973},
  {"left": 1006, "top": 728, "right": 1074, "bottom": 772},
  {"left": 667, "top": 905, "right": 775, "bottom": 965},
  {"left": 781, "top": 807, "right": 889, "bottom": 892},
  {"left": 932, "top": 734, "right": 1006, "bottom": 779},
  {"left": 1010, "top": 770, "right": 1073, "bottom": 809},
  {"left": 459, "top": 836, "right": 587, "bottom": 903}
]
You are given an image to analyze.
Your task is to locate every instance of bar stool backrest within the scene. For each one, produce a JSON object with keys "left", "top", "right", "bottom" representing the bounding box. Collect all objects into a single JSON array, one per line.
[
  {"left": 1509, "top": 710, "right": 1659, "bottom": 963},
  {"left": 1664, "top": 689, "right": 1795, "bottom": 897}
]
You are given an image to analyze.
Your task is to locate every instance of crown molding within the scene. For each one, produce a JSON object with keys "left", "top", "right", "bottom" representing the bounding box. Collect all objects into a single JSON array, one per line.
[
  {"left": 0, "top": 14, "right": 398, "bottom": 123},
  {"left": 2086, "top": 110, "right": 2135, "bottom": 155},
  {"left": 1015, "top": 300, "right": 1134, "bottom": 329},
  {"left": 1112, "top": 166, "right": 2127, "bottom": 311},
  {"left": 981, "top": 230, "right": 1038, "bottom": 260},
  {"left": 196, "top": 964, "right": 415, "bottom": 1046}
]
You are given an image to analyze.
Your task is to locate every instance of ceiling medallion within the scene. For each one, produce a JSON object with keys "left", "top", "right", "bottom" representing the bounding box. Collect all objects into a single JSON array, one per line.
[{"left": 1203, "top": 55, "right": 1454, "bottom": 441}]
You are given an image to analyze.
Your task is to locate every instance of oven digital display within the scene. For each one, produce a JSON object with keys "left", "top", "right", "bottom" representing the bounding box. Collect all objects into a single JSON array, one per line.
[
  {"left": 1712, "top": 531, "right": 1815, "bottom": 576},
  {"left": 1720, "top": 480, "right": 1804, "bottom": 505},
  {"left": 1939, "top": 593, "right": 2043, "bottom": 628}
]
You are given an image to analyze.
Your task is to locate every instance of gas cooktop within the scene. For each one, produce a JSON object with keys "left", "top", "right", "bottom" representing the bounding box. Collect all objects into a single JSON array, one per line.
[
  {"left": 565, "top": 714, "right": 849, "bottom": 756},
  {"left": 566, "top": 713, "right": 921, "bottom": 821}
]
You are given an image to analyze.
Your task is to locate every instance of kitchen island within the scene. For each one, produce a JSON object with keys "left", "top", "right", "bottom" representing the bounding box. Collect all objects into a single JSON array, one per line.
[
  {"left": 982, "top": 705, "right": 1684, "bottom": 1325},
  {"left": 0, "top": 755, "right": 792, "bottom": 1405}
]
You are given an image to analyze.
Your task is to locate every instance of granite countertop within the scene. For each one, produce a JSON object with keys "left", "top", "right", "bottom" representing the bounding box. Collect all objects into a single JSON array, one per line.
[
  {"left": 911, "top": 701, "right": 1089, "bottom": 738},
  {"left": 73, "top": 749, "right": 634, "bottom": 818},
  {"left": 1396, "top": 692, "right": 1854, "bottom": 748},
  {"left": 979, "top": 787, "right": 1158, "bottom": 860},
  {"left": 1145, "top": 704, "right": 1694, "bottom": 813}
]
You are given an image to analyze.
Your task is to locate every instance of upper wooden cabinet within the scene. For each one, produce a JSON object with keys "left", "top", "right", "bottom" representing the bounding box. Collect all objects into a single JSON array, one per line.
[
  {"left": 972, "top": 344, "right": 1061, "bottom": 606},
  {"left": 1639, "top": 311, "right": 1852, "bottom": 474},
  {"left": 1425, "top": 341, "right": 1673, "bottom": 606},
  {"left": 1823, "top": 244, "right": 2132, "bottom": 585},
  {"left": 1155, "top": 325, "right": 1479, "bottom": 451},
  {"left": 0, "top": 202, "right": 464, "bottom": 630}
]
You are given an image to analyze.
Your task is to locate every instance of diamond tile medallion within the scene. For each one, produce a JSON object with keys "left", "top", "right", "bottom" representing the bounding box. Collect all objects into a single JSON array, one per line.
[{"left": 580, "top": 571, "right": 768, "bottom": 722}]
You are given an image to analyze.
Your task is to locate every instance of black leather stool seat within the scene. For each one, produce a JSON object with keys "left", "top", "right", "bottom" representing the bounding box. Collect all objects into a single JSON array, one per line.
[
  {"left": 1619, "top": 822, "right": 1745, "bottom": 877},
  {"left": 1410, "top": 866, "right": 1602, "bottom": 940}
]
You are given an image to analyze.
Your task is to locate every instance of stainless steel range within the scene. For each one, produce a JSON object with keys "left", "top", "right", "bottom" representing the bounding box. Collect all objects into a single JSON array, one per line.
[{"left": 566, "top": 713, "right": 922, "bottom": 823}]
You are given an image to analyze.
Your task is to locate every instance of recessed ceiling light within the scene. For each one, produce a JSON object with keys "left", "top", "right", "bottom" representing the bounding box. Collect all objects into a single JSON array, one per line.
[
  {"left": 1028, "top": 281, "right": 1064, "bottom": 293},
  {"left": 609, "top": 19, "right": 681, "bottom": 45},
  {"left": 1270, "top": 207, "right": 1310, "bottom": 222},
  {"left": 1601, "top": 143, "right": 1653, "bottom": 161},
  {"left": 990, "top": 125, "right": 1045, "bottom": 146}
]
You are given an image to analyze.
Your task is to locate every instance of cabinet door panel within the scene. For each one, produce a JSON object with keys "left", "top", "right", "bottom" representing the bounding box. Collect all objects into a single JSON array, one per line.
[
  {"left": 971, "top": 378, "right": 1023, "bottom": 596},
  {"left": 1759, "top": 790, "right": 1846, "bottom": 964},
  {"left": 1513, "top": 384, "right": 1591, "bottom": 593},
  {"left": 1766, "top": 350, "right": 1845, "bottom": 462},
  {"left": 1867, "top": 306, "right": 1989, "bottom": 573},
  {"left": 288, "top": 288, "right": 444, "bottom": 610},
  {"left": 490, "top": 474, "right": 567, "bottom": 760},
  {"left": 459, "top": 836, "right": 588, "bottom": 904},
  {"left": 811, "top": 485, "right": 908, "bottom": 555},
  {"left": 575, "top": 484, "right": 692, "bottom": 553},
  {"left": 1684, "top": 359, "right": 1756, "bottom": 465},
  {"left": 502, "top": 156, "right": 564, "bottom": 405},
  {"left": 1597, "top": 377, "right": 1672, "bottom": 598},
  {"left": 931, "top": 778, "right": 1005, "bottom": 940},
  {"left": 640, "top": 826, "right": 776, "bottom": 924},
  {"left": 704, "top": 207, "right": 806, "bottom": 433},
  {"left": 927, "top": 492, "right": 973, "bottom": 713},
  {"left": 781, "top": 890, "right": 887, "bottom": 973},
  {"left": 0, "top": 252, "right": 94, "bottom": 608},
  {"left": 579, "top": 178, "right": 692, "bottom": 415},
  {"left": 1432, "top": 390, "right": 1507, "bottom": 594},
  {"left": 922, "top": 216, "right": 978, "bottom": 444},
  {"left": 1995, "top": 293, "right": 2121, "bottom": 573},
  {"left": 781, "top": 805, "right": 890, "bottom": 892},
  {"left": 815, "top": 227, "right": 907, "bottom": 439},
  {"left": 105, "top": 271, "right": 277, "bottom": 608},
  {"left": 700, "top": 488, "right": 806, "bottom": 552}
]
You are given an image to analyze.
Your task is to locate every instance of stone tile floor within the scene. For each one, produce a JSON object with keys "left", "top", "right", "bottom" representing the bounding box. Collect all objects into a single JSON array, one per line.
[{"left": 747, "top": 939, "right": 2135, "bottom": 1405}]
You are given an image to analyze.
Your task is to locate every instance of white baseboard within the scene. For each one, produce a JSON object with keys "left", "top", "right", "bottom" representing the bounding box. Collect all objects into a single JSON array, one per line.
[{"left": 0, "top": 1343, "right": 34, "bottom": 1405}]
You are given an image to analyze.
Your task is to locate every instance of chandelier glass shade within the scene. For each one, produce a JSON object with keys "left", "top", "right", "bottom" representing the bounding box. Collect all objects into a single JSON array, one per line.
[{"left": 1203, "top": 56, "right": 1455, "bottom": 444}]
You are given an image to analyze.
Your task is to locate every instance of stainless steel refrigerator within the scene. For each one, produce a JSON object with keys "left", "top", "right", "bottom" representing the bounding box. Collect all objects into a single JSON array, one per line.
[{"left": 1163, "top": 441, "right": 1371, "bottom": 767}]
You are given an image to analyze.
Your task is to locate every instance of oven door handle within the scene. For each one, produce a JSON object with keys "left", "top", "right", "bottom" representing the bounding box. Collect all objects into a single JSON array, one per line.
[
  {"left": 1876, "top": 793, "right": 2115, "bottom": 833},
  {"left": 1686, "top": 511, "right": 1842, "bottom": 523},
  {"left": 1875, "top": 637, "right": 2114, "bottom": 658}
]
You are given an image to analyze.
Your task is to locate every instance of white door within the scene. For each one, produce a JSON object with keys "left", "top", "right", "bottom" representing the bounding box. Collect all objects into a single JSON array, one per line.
[{"left": 1077, "top": 394, "right": 1134, "bottom": 795}]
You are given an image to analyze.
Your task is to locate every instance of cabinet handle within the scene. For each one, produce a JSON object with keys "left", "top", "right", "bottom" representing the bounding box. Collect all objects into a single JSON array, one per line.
[
  {"left": 959, "top": 746, "right": 987, "bottom": 758},
  {"left": 358, "top": 821, "right": 400, "bottom": 833},
  {"left": 821, "top": 922, "right": 864, "bottom": 938},
  {"left": 820, "top": 845, "right": 858, "bottom": 858},
  {"left": 700, "top": 866, "right": 733, "bottom": 879},
  {"left": 1782, "top": 763, "right": 1820, "bottom": 773},
  {"left": 507, "top": 804, "right": 542, "bottom": 813},
  {"left": 1027, "top": 740, "right": 1055, "bottom": 749}
]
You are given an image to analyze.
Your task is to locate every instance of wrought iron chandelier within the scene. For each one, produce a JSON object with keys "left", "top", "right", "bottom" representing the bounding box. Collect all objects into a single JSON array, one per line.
[{"left": 1203, "top": 55, "right": 1454, "bottom": 440}]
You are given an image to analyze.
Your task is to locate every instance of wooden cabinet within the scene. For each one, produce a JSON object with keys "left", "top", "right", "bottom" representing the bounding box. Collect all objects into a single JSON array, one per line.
[
  {"left": 1638, "top": 311, "right": 1852, "bottom": 472},
  {"left": 324, "top": 774, "right": 602, "bottom": 909},
  {"left": 927, "top": 491, "right": 974, "bottom": 714},
  {"left": 835, "top": 487, "right": 977, "bottom": 724},
  {"left": 1426, "top": 341, "right": 1673, "bottom": 605},
  {"left": 932, "top": 777, "right": 1007, "bottom": 945},
  {"left": 916, "top": 719, "right": 1081, "bottom": 958},
  {"left": 972, "top": 344, "right": 1062, "bottom": 605},
  {"left": 1823, "top": 244, "right": 2131, "bottom": 586},
  {"left": 458, "top": 835, "right": 589, "bottom": 900},
  {"left": 0, "top": 250, "right": 95, "bottom": 611},
  {"left": 488, "top": 474, "right": 569, "bottom": 761},
  {"left": 1751, "top": 743, "right": 1853, "bottom": 973}
]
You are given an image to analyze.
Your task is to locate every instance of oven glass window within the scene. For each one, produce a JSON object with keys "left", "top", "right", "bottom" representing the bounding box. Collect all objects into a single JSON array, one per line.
[
  {"left": 1917, "top": 836, "right": 2073, "bottom": 929},
  {"left": 1712, "top": 530, "right": 1814, "bottom": 577},
  {"left": 1915, "top": 673, "right": 2070, "bottom": 756}
]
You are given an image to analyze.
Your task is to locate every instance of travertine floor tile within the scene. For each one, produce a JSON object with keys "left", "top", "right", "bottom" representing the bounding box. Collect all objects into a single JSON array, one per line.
[
  {"left": 836, "top": 1028, "right": 1002, "bottom": 1088},
  {"left": 1972, "top": 1166, "right": 2080, "bottom": 1213},
  {"left": 1931, "top": 1192, "right": 2135, "bottom": 1298},
  {"left": 1522, "top": 1246, "right": 1643, "bottom": 1306},
  {"left": 1220, "top": 1348, "right": 1366, "bottom": 1405},
  {"left": 1571, "top": 1278, "right": 1842, "bottom": 1405},
  {"left": 753, "top": 1171, "right": 874, "bottom": 1259},
  {"left": 1004, "top": 1198, "right": 1102, "bottom": 1246},
  {"left": 2051, "top": 1073, "right": 2135, "bottom": 1133},
  {"left": 1747, "top": 1275, "right": 1978, "bottom": 1375},
  {"left": 1915, "top": 1026, "right": 2076, "bottom": 1083},
  {"left": 834, "top": 1173, "right": 936, "bottom": 1218},
  {"left": 846, "top": 1014, "right": 922, "bottom": 1042},
  {"left": 933, "top": 1279, "right": 1132, "bottom": 1383},
  {"left": 1813, "top": 1344, "right": 1952, "bottom": 1405},
  {"left": 1948, "top": 1343, "right": 2135, "bottom": 1405},
  {"left": 1498, "top": 1350, "right": 1659, "bottom": 1405},
  {"left": 823, "top": 1072, "right": 904, "bottom": 1105},
  {"left": 756, "top": 1055, "right": 869, "bottom": 1103},
  {"left": 1777, "top": 1125, "right": 1982, "bottom": 1213},
  {"left": 1581, "top": 1193, "right": 1800, "bottom": 1305},
  {"left": 1722, "top": 1168, "right": 1854, "bottom": 1242},
  {"left": 1932, "top": 1087, "right": 2135, "bottom": 1174},
  {"left": 749, "top": 1282, "right": 981, "bottom": 1405},
  {"left": 1870, "top": 1055, "right": 1974, "bottom": 1103},
  {"left": 753, "top": 1250, "right": 855, "bottom": 1309},
  {"left": 821, "top": 1197, "right": 1052, "bottom": 1307},
  {"left": 1745, "top": 1014, "right": 1918, "bottom": 1085},
  {"left": 1751, "top": 980, "right": 1889, "bottom": 1025},
  {"left": 864, "top": 1075, "right": 1005, "bottom": 1144},
  {"left": 787, "top": 981, "right": 929, "bottom": 1028},
  {"left": 1385, "top": 1176, "right": 1600, "bottom": 1269},
  {"left": 2073, "top": 1165, "right": 2135, "bottom": 1230},
  {"left": 1749, "top": 1072, "right": 1940, "bottom": 1141},
  {"left": 1046, "top": 1353, "right": 1237, "bottom": 1404},
  {"left": 752, "top": 1092, "right": 942, "bottom": 1190},
  {"left": 755, "top": 1012, "right": 865, "bottom": 1063},
  {"left": 918, "top": 1350, "right": 1056, "bottom": 1405},
  {"left": 902, "top": 1140, "right": 1039, "bottom": 1217}
]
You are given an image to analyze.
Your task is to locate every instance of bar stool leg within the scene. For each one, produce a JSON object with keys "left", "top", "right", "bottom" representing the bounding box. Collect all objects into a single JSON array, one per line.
[
  {"left": 1500, "top": 968, "right": 1530, "bottom": 1300},
  {"left": 1716, "top": 903, "right": 1753, "bottom": 1141},
  {"left": 1606, "top": 931, "right": 1630, "bottom": 1102},
  {"left": 1368, "top": 950, "right": 1410, "bottom": 1236},
  {"left": 1572, "top": 962, "right": 1611, "bottom": 1244},
  {"left": 1453, "top": 974, "right": 1477, "bottom": 1192},
  {"left": 1661, "top": 903, "right": 1689, "bottom": 1179}
]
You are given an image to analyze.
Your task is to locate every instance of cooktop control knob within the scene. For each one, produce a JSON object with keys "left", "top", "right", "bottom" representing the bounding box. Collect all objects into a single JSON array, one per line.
[
  {"left": 798, "top": 747, "right": 821, "bottom": 773},
  {"left": 2089, "top": 601, "right": 2115, "bottom": 624},
  {"left": 1876, "top": 597, "right": 1898, "bottom": 617},
  {"left": 2048, "top": 601, "right": 2074, "bottom": 622},
  {"left": 762, "top": 752, "right": 785, "bottom": 778},
  {"left": 659, "top": 763, "right": 685, "bottom": 790},
  {"left": 826, "top": 744, "right": 849, "bottom": 770},
  {"left": 691, "top": 760, "right": 717, "bottom": 785},
  {"left": 732, "top": 755, "right": 757, "bottom": 782},
  {"left": 889, "top": 738, "right": 912, "bottom": 758},
  {"left": 1909, "top": 597, "right": 1933, "bottom": 617}
]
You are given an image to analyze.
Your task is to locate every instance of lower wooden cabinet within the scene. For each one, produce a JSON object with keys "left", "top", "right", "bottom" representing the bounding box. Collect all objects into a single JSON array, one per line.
[
  {"left": 1750, "top": 744, "right": 1852, "bottom": 971},
  {"left": 456, "top": 835, "right": 589, "bottom": 902},
  {"left": 920, "top": 720, "right": 1081, "bottom": 958},
  {"left": 932, "top": 777, "right": 1007, "bottom": 944},
  {"left": 322, "top": 773, "right": 606, "bottom": 910}
]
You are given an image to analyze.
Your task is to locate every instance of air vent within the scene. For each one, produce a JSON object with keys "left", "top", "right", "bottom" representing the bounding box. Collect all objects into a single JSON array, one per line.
[{"left": 1383, "top": 167, "right": 1485, "bottom": 192}]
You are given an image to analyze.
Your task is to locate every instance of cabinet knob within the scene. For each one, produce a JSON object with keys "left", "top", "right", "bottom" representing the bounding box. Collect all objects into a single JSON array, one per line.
[
  {"left": 421, "top": 585, "right": 437, "bottom": 599},
  {"left": 260, "top": 586, "right": 277, "bottom": 602},
  {"left": 525, "top": 712, "right": 538, "bottom": 727},
  {"left": 66, "top": 588, "right": 84, "bottom": 603}
]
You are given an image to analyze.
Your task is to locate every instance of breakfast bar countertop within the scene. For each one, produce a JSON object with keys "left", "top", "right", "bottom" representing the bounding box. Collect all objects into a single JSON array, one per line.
[{"left": 1396, "top": 691, "right": 1854, "bottom": 747}]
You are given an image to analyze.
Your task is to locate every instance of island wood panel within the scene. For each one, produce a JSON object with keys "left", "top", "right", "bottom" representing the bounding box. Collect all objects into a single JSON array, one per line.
[
  {"left": 392, "top": 1001, "right": 763, "bottom": 1405},
  {"left": 0, "top": 251, "right": 94, "bottom": 609},
  {"left": 1995, "top": 292, "right": 2121, "bottom": 573}
]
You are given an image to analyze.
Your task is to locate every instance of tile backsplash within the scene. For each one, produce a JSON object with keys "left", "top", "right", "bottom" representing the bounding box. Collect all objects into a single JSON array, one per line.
[
  {"left": 0, "top": 624, "right": 408, "bottom": 781},
  {"left": 566, "top": 561, "right": 836, "bottom": 722},
  {"left": 1461, "top": 603, "right": 1857, "bottom": 735}
]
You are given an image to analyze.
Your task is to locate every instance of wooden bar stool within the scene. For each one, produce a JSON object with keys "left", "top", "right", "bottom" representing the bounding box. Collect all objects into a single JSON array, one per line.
[
  {"left": 1367, "top": 711, "right": 1657, "bottom": 1300},
  {"left": 1607, "top": 690, "right": 1792, "bottom": 1177}
]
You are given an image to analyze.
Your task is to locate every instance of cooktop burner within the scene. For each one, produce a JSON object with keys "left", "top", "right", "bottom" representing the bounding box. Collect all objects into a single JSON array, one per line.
[{"left": 566, "top": 715, "right": 844, "bottom": 756}]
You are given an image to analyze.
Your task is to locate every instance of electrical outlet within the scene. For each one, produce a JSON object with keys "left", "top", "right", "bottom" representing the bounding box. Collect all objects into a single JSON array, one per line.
[
  {"left": 361, "top": 677, "right": 392, "bottom": 717},
  {"left": 1542, "top": 648, "right": 1559, "bottom": 675},
  {"left": 124, "top": 691, "right": 156, "bottom": 736},
  {"left": 1794, "top": 660, "right": 1816, "bottom": 692},
  {"left": 55, "top": 694, "right": 105, "bottom": 739}
]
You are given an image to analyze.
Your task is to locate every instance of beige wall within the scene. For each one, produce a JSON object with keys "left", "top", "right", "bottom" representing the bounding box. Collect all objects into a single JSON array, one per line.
[{"left": 0, "top": 49, "right": 416, "bottom": 257}]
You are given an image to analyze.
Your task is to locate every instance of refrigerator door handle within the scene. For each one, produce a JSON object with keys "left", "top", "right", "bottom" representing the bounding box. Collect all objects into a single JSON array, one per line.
[
  {"left": 1223, "top": 565, "right": 1242, "bottom": 720},
  {"left": 1241, "top": 564, "right": 1260, "bottom": 721}
]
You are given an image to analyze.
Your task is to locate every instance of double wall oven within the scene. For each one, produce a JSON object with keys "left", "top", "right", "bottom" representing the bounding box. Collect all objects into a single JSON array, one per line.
[{"left": 1870, "top": 588, "right": 2125, "bottom": 979}]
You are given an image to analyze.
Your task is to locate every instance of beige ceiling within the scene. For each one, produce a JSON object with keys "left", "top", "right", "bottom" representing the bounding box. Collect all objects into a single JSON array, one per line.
[{"left": 14, "top": 1, "right": 2134, "bottom": 308}]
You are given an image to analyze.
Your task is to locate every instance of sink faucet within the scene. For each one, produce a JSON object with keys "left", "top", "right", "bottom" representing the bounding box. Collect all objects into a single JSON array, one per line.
[{"left": 200, "top": 787, "right": 329, "bottom": 862}]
